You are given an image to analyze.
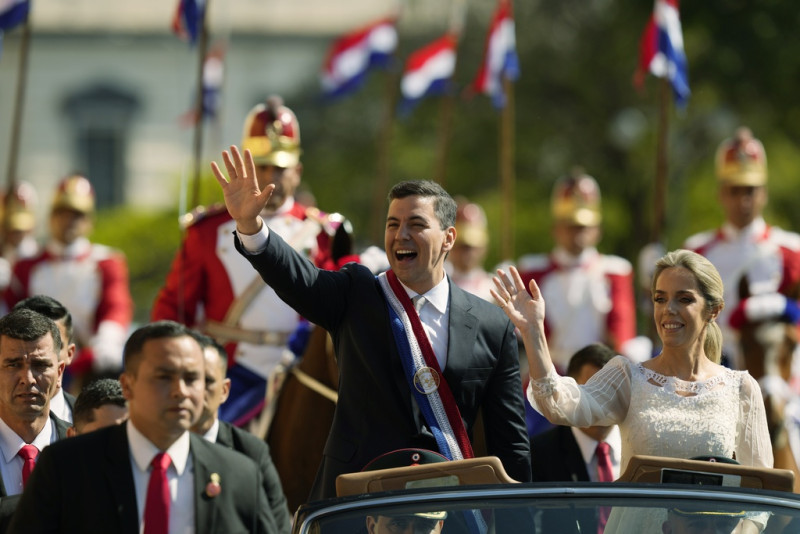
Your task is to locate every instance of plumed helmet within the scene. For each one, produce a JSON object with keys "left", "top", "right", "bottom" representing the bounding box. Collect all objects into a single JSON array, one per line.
[
  {"left": 455, "top": 201, "right": 488, "bottom": 248},
  {"left": 1, "top": 181, "right": 38, "bottom": 231},
  {"left": 241, "top": 95, "right": 302, "bottom": 167},
  {"left": 52, "top": 174, "right": 95, "bottom": 214},
  {"left": 551, "top": 168, "right": 602, "bottom": 227},
  {"left": 715, "top": 127, "right": 767, "bottom": 186}
]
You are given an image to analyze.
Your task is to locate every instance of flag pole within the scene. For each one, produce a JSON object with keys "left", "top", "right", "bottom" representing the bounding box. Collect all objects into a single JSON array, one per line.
[
  {"left": 434, "top": 0, "right": 467, "bottom": 186},
  {"left": 189, "top": 0, "right": 211, "bottom": 210},
  {"left": 652, "top": 77, "right": 670, "bottom": 244},
  {"left": 369, "top": 65, "right": 400, "bottom": 245},
  {"left": 499, "top": 75, "right": 516, "bottom": 261},
  {"left": 4, "top": 15, "right": 32, "bottom": 194},
  {"left": 3, "top": 13, "right": 32, "bottom": 248}
]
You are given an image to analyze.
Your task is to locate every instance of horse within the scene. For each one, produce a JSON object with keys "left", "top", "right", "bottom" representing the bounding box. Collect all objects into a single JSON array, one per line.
[{"left": 266, "top": 324, "right": 339, "bottom": 514}]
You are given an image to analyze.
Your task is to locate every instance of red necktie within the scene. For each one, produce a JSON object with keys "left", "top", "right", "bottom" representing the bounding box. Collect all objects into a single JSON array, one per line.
[
  {"left": 595, "top": 442, "right": 613, "bottom": 533},
  {"left": 17, "top": 444, "right": 38, "bottom": 488},
  {"left": 143, "top": 452, "right": 171, "bottom": 534}
]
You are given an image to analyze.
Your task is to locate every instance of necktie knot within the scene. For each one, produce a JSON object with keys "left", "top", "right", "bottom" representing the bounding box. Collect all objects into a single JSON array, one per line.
[
  {"left": 151, "top": 452, "right": 172, "bottom": 471},
  {"left": 18, "top": 444, "right": 38, "bottom": 488},
  {"left": 18, "top": 444, "right": 38, "bottom": 462}
]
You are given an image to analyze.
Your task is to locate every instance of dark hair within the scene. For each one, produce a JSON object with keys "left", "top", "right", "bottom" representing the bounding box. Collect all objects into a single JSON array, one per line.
[
  {"left": 388, "top": 181, "right": 457, "bottom": 230},
  {"left": 12, "top": 294, "right": 74, "bottom": 344},
  {"left": 0, "top": 308, "right": 62, "bottom": 355},
  {"left": 566, "top": 343, "right": 615, "bottom": 379},
  {"left": 123, "top": 321, "right": 199, "bottom": 373},
  {"left": 73, "top": 378, "right": 126, "bottom": 428},
  {"left": 187, "top": 330, "right": 228, "bottom": 374}
]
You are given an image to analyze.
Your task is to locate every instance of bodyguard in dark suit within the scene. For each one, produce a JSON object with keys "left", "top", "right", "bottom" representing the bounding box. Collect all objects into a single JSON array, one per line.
[
  {"left": 212, "top": 147, "right": 531, "bottom": 501},
  {"left": 191, "top": 333, "right": 291, "bottom": 533},
  {"left": 0, "top": 308, "right": 70, "bottom": 530},
  {"left": 8, "top": 321, "right": 272, "bottom": 533}
]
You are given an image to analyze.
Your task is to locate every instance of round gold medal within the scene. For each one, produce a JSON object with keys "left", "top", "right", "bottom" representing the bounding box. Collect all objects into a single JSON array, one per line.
[{"left": 413, "top": 366, "right": 440, "bottom": 395}]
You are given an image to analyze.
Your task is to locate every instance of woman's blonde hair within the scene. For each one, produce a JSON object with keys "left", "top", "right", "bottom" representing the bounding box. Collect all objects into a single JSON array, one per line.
[{"left": 651, "top": 249, "right": 725, "bottom": 363}]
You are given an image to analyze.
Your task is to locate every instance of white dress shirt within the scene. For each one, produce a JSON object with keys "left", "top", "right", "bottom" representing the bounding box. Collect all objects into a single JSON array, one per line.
[
  {"left": 49, "top": 388, "right": 73, "bottom": 423},
  {"left": 0, "top": 415, "right": 56, "bottom": 495},
  {"left": 571, "top": 425, "right": 622, "bottom": 481},
  {"left": 201, "top": 418, "right": 220, "bottom": 443},
  {"left": 127, "top": 421, "right": 195, "bottom": 534}
]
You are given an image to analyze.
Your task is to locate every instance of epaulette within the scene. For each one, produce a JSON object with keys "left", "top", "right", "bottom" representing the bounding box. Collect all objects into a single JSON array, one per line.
[{"left": 180, "top": 203, "right": 228, "bottom": 229}]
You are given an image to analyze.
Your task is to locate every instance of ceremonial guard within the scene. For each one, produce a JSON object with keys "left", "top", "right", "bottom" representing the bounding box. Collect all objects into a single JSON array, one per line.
[
  {"left": 683, "top": 127, "right": 800, "bottom": 370},
  {"left": 4, "top": 174, "right": 133, "bottom": 378},
  {"left": 0, "top": 182, "right": 39, "bottom": 307},
  {"left": 445, "top": 200, "right": 494, "bottom": 301},
  {"left": 517, "top": 170, "right": 640, "bottom": 372},
  {"left": 152, "top": 96, "right": 343, "bottom": 428}
]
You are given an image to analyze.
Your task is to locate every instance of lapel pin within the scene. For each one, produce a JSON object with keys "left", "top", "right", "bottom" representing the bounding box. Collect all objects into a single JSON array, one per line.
[{"left": 205, "top": 472, "right": 221, "bottom": 497}]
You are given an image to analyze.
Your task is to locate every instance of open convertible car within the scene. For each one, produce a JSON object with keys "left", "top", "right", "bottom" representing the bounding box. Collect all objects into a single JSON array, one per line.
[{"left": 291, "top": 455, "right": 800, "bottom": 533}]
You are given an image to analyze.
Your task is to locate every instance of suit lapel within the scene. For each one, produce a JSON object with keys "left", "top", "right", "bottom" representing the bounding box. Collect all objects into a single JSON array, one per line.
[
  {"left": 105, "top": 425, "right": 140, "bottom": 534},
  {"left": 191, "top": 435, "right": 217, "bottom": 534},
  {"left": 444, "top": 282, "right": 478, "bottom": 381},
  {"left": 215, "top": 421, "right": 233, "bottom": 449},
  {"left": 561, "top": 427, "right": 591, "bottom": 482},
  {"left": 50, "top": 412, "right": 70, "bottom": 440}
]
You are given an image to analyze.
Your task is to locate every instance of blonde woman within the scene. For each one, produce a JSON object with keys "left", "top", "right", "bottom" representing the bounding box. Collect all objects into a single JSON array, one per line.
[{"left": 494, "top": 249, "right": 772, "bottom": 532}]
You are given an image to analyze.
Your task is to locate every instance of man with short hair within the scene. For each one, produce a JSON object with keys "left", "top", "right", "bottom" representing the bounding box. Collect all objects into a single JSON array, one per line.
[
  {"left": 12, "top": 295, "right": 77, "bottom": 423},
  {"left": 190, "top": 333, "right": 291, "bottom": 533},
  {"left": 67, "top": 378, "right": 128, "bottom": 436},
  {"left": 0, "top": 308, "right": 69, "bottom": 530},
  {"left": 8, "top": 320, "right": 274, "bottom": 533},
  {"left": 212, "top": 146, "right": 531, "bottom": 501}
]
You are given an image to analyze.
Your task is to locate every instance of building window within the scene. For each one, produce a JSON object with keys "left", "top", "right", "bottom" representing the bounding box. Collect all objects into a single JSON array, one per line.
[{"left": 62, "top": 85, "right": 139, "bottom": 209}]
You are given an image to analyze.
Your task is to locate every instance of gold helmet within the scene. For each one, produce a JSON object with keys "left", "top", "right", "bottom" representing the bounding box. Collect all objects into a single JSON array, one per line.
[
  {"left": 241, "top": 95, "right": 302, "bottom": 167},
  {"left": 551, "top": 169, "right": 602, "bottom": 227},
  {"left": 715, "top": 127, "right": 767, "bottom": 186},
  {"left": 2, "top": 181, "right": 38, "bottom": 231},
  {"left": 455, "top": 201, "right": 488, "bottom": 248},
  {"left": 52, "top": 174, "right": 95, "bottom": 214}
]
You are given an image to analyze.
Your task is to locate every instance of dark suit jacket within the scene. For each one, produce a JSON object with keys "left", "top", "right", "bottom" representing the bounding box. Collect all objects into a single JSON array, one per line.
[
  {"left": 216, "top": 420, "right": 291, "bottom": 533},
  {"left": 64, "top": 390, "right": 76, "bottom": 420},
  {"left": 7, "top": 423, "right": 272, "bottom": 534},
  {"left": 0, "top": 413, "right": 70, "bottom": 533},
  {"left": 531, "top": 425, "right": 596, "bottom": 534},
  {"left": 236, "top": 231, "right": 531, "bottom": 501}
]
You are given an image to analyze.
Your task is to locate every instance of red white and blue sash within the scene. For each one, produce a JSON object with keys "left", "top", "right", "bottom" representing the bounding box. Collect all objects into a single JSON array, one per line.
[{"left": 378, "top": 270, "right": 473, "bottom": 461}]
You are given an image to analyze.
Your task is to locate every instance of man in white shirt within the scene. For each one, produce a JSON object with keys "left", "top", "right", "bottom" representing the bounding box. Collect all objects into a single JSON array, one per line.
[
  {"left": 191, "top": 333, "right": 290, "bottom": 534},
  {"left": 8, "top": 321, "right": 273, "bottom": 534},
  {"left": 0, "top": 308, "right": 69, "bottom": 529},
  {"left": 12, "top": 295, "right": 77, "bottom": 424}
]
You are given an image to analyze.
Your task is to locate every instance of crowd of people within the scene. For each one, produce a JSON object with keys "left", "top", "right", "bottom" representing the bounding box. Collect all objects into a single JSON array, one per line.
[{"left": 0, "top": 95, "right": 796, "bottom": 533}]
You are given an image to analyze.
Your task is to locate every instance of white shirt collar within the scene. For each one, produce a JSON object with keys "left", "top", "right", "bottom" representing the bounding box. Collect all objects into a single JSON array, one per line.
[
  {"left": 127, "top": 420, "right": 191, "bottom": 476},
  {"left": 49, "top": 388, "right": 72, "bottom": 424},
  {"left": 552, "top": 246, "right": 599, "bottom": 268},
  {"left": 571, "top": 425, "right": 622, "bottom": 466},
  {"left": 201, "top": 418, "right": 220, "bottom": 443},
  {"left": 404, "top": 275, "right": 450, "bottom": 315},
  {"left": 0, "top": 415, "right": 54, "bottom": 463}
]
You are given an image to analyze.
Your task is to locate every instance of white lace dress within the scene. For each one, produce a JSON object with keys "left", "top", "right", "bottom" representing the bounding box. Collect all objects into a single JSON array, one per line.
[{"left": 527, "top": 355, "right": 774, "bottom": 533}]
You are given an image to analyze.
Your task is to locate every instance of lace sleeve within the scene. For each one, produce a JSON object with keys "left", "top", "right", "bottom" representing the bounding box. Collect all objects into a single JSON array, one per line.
[
  {"left": 526, "top": 355, "right": 631, "bottom": 428},
  {"left": 736, "top": 372, "right": 774, "bottom": 468}
]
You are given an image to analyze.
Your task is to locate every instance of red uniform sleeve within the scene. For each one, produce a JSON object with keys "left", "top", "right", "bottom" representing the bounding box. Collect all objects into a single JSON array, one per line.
[
  {"left": 605, "top": 270, "right": 637, "bottom": 353},
  {"left": 151, "top": 225, "right": 206, "bottom": 325},
  {"left": 95, "top": 253, "right": 134, "bottom": 329}
]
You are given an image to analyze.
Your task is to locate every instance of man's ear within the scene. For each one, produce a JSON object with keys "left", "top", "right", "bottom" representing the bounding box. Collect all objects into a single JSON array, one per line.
[
  {"left": 221, "top": 378, "right": 232, "bottom": 404},
  {"left": 119, "top": 372, "right": 133, "bottom": 401},
  {"left": 443, "top": 226, "right": 456, "bottom": 253},
  {"left": 67, "top": 426, "right": 77, "bottom": 438},
  {"left": 65, "top": 343, "right": 77, "bottom": 366}
]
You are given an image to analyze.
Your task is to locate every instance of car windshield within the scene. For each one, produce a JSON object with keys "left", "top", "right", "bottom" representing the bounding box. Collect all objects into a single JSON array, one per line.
[{"left": 295, "top": 484, "right": 800, "bottom": 534}]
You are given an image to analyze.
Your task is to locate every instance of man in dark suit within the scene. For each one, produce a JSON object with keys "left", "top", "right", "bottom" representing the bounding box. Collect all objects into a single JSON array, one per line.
[
  {"left": 8, "top": 320, "right": 273, "bottom": 533},
  {"left": 191, "top": 333, "right": 291, "bottom": 533},
  {"left": 0, "top": 308, "right": 70, "bottom": 530},
  {"left": 212, "top": 147, "right": 531, "bottom": 501},
  {"left": 11, "top": 295, "right": 77, "bottom": 423},
  {"left": 531, "top": 343, "right": 621, "bottom": 533}
]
